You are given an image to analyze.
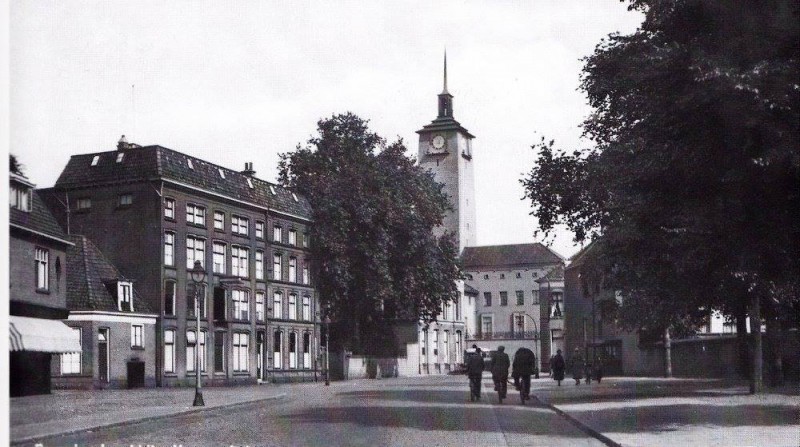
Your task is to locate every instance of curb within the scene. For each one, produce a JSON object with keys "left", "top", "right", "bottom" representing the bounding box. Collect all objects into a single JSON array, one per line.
[
  {"left": 11, "top": 392, "right": 287, "bottom": 446},
  {"left": 532, "top": 396, "right": 622, "bottom": 447}
]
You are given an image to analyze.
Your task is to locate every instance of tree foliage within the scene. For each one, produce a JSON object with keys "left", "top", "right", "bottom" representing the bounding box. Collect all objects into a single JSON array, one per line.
[
  {"left": 10, "top": 154, "right": 24, "bottom": 176},
  {"left": 522, "top": 0, "right": 799, "bottom": 331},
  {"left": 279, "top": 113, "right": 461, "bottom": 355}
]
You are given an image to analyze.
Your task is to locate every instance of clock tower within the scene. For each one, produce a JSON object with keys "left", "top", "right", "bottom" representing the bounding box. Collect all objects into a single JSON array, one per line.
[{"left": 417, "top": 53, "right": 477, "bottom": 253}]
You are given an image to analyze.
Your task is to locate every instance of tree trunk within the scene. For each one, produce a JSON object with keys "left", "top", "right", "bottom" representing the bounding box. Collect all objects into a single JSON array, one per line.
[
  {"left": 664, "top": 327, "right": 672, "bottom": 378},
  {"left": 749, "top": 294, "right": 764, "bottom": 394},
  {"left": 735, "top": 309, "right": 750, "bottom": 379},
  {"left": 766, "top": 314, "right": 784, "bottom": 387}
]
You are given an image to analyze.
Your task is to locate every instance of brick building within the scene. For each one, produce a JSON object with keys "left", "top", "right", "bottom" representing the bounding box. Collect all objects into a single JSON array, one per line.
[
  {"left": 9, "top": 172, "right": 81, "bottom": 396},
  {"left": 40, "top": 138, "right": 319, "bottom": 386},
  {"left": 53, "top": 235, "right": 158, "bottom": 389}
]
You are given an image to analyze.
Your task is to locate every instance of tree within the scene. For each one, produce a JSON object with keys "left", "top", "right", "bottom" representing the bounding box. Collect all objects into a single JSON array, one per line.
[
  {"left": 10, "top": 154, "right": 24, "bottom": 176},
  {"left": 279, "top": 113, "right": 461, "bottom": 356},
  {"left": 521, "top": 0, "right": 799, "bottom": 390}
]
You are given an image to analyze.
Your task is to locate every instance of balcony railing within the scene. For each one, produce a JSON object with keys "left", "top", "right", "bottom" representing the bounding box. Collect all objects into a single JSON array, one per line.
[{"left": 472, "top": 330, "right": 539, "bottom": 340}]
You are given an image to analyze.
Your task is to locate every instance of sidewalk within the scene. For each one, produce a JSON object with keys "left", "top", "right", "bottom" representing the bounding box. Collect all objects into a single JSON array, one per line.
[
  {"left": 9, "top": 383, "right": 287, "bottom": 445},
  {"left": 531, "top": 376, "right": 800, "bottom": 447}
]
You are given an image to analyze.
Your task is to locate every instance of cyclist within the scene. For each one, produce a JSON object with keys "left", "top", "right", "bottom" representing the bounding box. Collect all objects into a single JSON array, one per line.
[
  {"left": 466, "top": 345, "right": 484, "bottom": 401},
  {"left": 490, "top": 345, "right": 510, "bottom": 403}
]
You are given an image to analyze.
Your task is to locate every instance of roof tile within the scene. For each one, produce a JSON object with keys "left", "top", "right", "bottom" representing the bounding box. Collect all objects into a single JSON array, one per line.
[{"left": 461, "top": 243, "right": 564, "bottom": 269}]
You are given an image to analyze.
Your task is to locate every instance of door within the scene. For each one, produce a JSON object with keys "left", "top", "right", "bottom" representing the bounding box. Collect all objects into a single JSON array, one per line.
[
  {"left": 98, "top": 328, "right": 109, "bottom": 383},
  {"left": 257, "top": 332, "right": 265, "bottom": 380}
]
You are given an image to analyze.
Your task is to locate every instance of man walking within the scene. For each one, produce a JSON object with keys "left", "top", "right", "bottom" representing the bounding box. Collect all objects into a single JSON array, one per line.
[
  {"left": 466, "top": 344, "right": 484, "bottom": 401},
  {"left": 512, "top": 347, "right": 536, "bottom": 402},
  {"left": 490, "top": 346, "right": 511, "bottom": 402}
]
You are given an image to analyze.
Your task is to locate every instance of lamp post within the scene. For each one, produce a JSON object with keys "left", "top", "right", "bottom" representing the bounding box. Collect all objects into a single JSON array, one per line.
[
  {"left": 190, "top": 260, "right": 206, "bottom": 407},
  {"left": 324, "top": 313, "right": 331, "bottom": 386}
]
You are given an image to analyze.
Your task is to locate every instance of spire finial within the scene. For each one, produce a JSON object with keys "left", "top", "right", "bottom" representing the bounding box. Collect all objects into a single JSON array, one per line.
[{"left": 442, "top": 49, "right": 449, "bottom": 94}]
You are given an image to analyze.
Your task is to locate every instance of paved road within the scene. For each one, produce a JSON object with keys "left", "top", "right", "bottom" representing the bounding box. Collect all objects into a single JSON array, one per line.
[{"left": 34, "top": 375, "right": 605, "bottom": 446}]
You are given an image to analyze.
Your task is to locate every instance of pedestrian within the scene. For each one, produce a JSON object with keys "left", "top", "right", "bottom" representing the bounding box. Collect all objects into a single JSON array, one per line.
[
  {"left": 511, "top": 347, "right": 536, "bottom": 402},
  {"left": 490, "top": 346, "right": 511, "bottom": 402},
  {"left": 570, "top": 347, "right": 584, "bottom": 385},
  {"left": 551, "top": 349, "right": 565, "bottom": 386},
  {"left": 466, "top": 344, "right": 484, "bottom": 401},
  {"left": 593, "top": 355, "right": 604, "bottom": 384}
]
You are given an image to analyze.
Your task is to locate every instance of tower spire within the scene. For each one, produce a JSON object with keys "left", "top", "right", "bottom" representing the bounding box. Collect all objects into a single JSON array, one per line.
[{"left": 442, "top": 49, "right": 449, "bottom": 95}]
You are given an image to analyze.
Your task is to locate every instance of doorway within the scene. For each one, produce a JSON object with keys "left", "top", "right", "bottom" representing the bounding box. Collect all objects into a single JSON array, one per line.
[{"left": 98, "top": 328, "right": 110, "bottom": 384}]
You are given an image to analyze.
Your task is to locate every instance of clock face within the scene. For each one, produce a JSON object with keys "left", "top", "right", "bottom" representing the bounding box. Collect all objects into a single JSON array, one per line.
[{"left": 432, "top": 135, "right": 445, "bottom": 150}]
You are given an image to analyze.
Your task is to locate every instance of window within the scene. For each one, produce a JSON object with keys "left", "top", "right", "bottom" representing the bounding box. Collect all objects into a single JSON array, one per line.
[
  {"left": 118, "top": 281, "right": 133, "bottom": 311},
  {"left": 187, "top": 159, "right": 194, "bottom": 170},
  {"left": 273, "top": 330, "right": 282, "bottom": 369},
  {"left": 164, "top": 198, "right": 175, "bottom": 219},
  {"left": 432, "top": 330, "right": 439, "bottom": 356},
  {"left": 256, "top": 291, "right": 265, "bottom": 321},
  {"left": 291, "top": 192, "right": 299, "bottom": 202},
  {"left": 255, "top": 251, "right": 264, "bottom": 280},
  {"left": 60, "top": 327, "right": 81, "bottom": 374},
  {"left": 118, "top": 194, "right": 133, "bottom": 206},
  {"left": 164, "top": 330, "right": 176, "bottom": 373},
  {"left": 232, "top": 215, "right": 249, "bottom": 236},
  {"left": 302, "top": 296, "right": 311, "bottom": 321},
  {"left": 10, "top": 185, "right": 31, "bottom": 211},
  {"left": 233, "top": 333, "right": 249, "bottom": 372},
  {"left": 131, "top": 324, "right": 144, "bottom": 348},
  {"left": 273, "top": 225, "right": 282, "bottom": 243},
  {"left": 35, "top": 248, "right": 49, "bottom": 290},
  {"left": 186, "top": 236, "right": 206, "bottom": 269},
  {"left": 273, "top": 254, "right": 282, "bottom": 280},
  {"left": 186, "top": 204, "right": 206, "bottom": 226},
  {"left": 302, "top": 265, "right": 310, "bottom": 285},
  {"left": 214, "top": 211, "right": 225, "bottom": 230},
  {"left": 232, "top": 290, "right": 250, "bottom": 320},
  {"left": 455, "top": 331, "right": 463, "bottom": 363},
  {"left": 420, "top": 330, "right": 427, "bottom": 357},
  {"left": 454, "top": 296, "right": 461, "bottom": 320},
  {"left": 164, "top": 280, "right": 176, "bottom": 316},
  {"left": 91, "top": 155, "right": 100, "bottom": 166},
  {"left": 500, "top": 273, "right": 505, "bottom": 279},
  {"left": 303, "top": 233, "right": 309, "bottom": 248},
  {"left": 116, "top": 152, "right": 125, "bottom": 163},
  {"left": 76, "top": 198, "right": 91, "bottom": 210},
  {"left": 218, "top": 168, "right": 226, "bottom": 179},
  {"left": 164, "top": 232, "right": 175, "bottom": 266},
  {"left": 516, "top": 272, "right": 521, "bottom": 278},
  {"left": 269, "top": 185, "right": 277, "bottom": 195},
  {"left": 500, "top": 291, "right": 508, "bottom": 306},
  {"left": 516, "top": 291, "right": 525, "bottom": 306},
  {"left": 214, "top": 333, "right": 225, "bottom": 372},
  {"left": 231, "top": 246, "right": 249, "bottom": 277},
  {"left": 302, "top": 332, "right": 311, "bottom": 369},
  {"left": 213, "top": 242, "right": 226, "bottom": 274},
  {"left": 532, "top": 272, "right": 539, "bottom": 278},
  {"left": 532, "top": 290, "right": 540, "bottom": 304},
  {"left": 483, "top": 274, "right": 489, "bottom": 280},
  {"left": 273, "top": 292, "right": 283, "bottom": 319},
  {"left": 186, "top": 330, "right": 207, "bottom": 372},
  {"left": 289, "top": 332, "right": 297, "bottom": 369},
  {"left": 481, "top": 315, "right": 493, "bottom": 336},
  {"left": 246, "top": 178, "right": 254, "bottom": 189},
  {"left": 443, "top": 331, "right": 449, "bottom": 363},
  {"left": 255, "top": 221, "right": 264, "bottom": 239},
  {"left": 483, "top": 292, "right": 492, "bottom": 307},
  {"left": 288, "top": 293, "right": 297, "bottom": 320},
  {"left": 551, "top": 292, "right": 563, "bottom": 319},
  {"left": 288, "top": 229, "right": 297, "bottom": 246},
  {"left": 289, "top": 257, "right": 297, "bottom": 283}
]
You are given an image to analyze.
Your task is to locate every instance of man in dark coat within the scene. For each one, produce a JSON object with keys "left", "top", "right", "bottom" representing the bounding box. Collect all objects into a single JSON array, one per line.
[
  {"left": 490, "top": 346, "right": 511, "bottom": 400},
  {"left": 512, "top": 347, "right": 536, "bottom": 401},
  {"left": 466, "top": 345, "right": 485, "bottom": 401},
  {"left": 551, "top": 349, "right": 566, "bottom": 386},
  {"left": 570, "top": 347, "right": 584, "bottom": 385}
]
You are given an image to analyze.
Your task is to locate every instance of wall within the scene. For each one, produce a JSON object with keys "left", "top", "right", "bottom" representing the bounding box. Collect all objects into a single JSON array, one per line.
[{"left": 9, "top": 234, "right": 68, "bottom": 311}]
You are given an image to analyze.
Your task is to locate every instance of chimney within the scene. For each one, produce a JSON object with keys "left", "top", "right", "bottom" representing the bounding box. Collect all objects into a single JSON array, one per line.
[
  {"left": 117, "top": 135, "right": 128, "bottom": 150},
  {"left": 241, "top": 162, "right": 256, "bottom": 177}
]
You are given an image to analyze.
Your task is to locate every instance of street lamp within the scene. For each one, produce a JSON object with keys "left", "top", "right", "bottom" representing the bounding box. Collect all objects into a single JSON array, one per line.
[
  {"left": 324, "top": 313, "right": 331, "bottom": 386},
  {"left": 190, "top": 260, "right": 206, "bottom": 407},
  {"left": 520, "top": 312, "right": 540, "bottom": 376}
]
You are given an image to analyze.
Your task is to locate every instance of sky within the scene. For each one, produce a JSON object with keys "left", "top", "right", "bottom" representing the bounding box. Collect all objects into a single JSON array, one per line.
[{"left": 8, "top": 1, "right": 644, "bottom": 260}]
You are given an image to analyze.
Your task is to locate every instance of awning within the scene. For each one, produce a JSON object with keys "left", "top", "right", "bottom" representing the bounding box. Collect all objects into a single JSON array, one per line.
[{"left": 9, "top": 316, "right": 82, "bottom": 353}]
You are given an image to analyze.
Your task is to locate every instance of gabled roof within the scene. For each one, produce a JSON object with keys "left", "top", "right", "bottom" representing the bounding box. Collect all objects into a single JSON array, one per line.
[
  {"left": 464, "top": 283, "right": 479, "bottom": 296},
  {"left": 461, "top": 243, "right": 564, "bottom": 269},
  {"left": 566, "top": 241, "right": 597, "bottom": 270},
  {"left": 54, "top": 145, "right": 312, "bottom": 220},
  {"left": 66, "top": 235, "right": 154, "bottom": 313},
  {"left": 10, "top": 187, "right": 72, "bottom": 246},
  {"left": 537, "top": 264, "right": 565, "bottom": 283}
]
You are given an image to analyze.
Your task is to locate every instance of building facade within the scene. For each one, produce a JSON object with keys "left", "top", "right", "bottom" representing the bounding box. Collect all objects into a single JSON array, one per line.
[
  {"left": 40, "top": 139, "right": 319, "bottom": 386},
  {"left": 462, "top": 244, "right": 564, "bottom": 372},
  {"left": 9, "top": 172, "right": 81, "bottom": 396}
]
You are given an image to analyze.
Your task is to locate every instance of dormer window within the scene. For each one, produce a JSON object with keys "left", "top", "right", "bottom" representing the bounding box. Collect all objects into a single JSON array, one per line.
[
  {"left": 291, "top": 193, "right": 299, "bottom": 202},
  {"left": 246, "top": 178, "right": 254, "bottom": 189},
  {"left": 187, "top": 159, "right": 194, "bottom": 170},
  {"left": 218, "top": 168, "right": 226, "bottom": 179},
  {"left": 118, "top": 281, "right": 133, "bottom": 312},
  {"left": 269, "top": 185, "right": 276, "bottom": 195},
  {"left": 116, "top": 153, "right": 125, "bottom": 163},
  {"left": 91, "top": 155, "right": 100, "bottom": 166},
  {"left": 10, "top": 184, "right": 31, "bottom": 212}
]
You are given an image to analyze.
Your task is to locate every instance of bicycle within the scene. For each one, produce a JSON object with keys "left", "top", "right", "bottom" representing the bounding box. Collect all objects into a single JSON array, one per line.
[{"left": 515, "top": 375, "right": 531, "bottom": 405}]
